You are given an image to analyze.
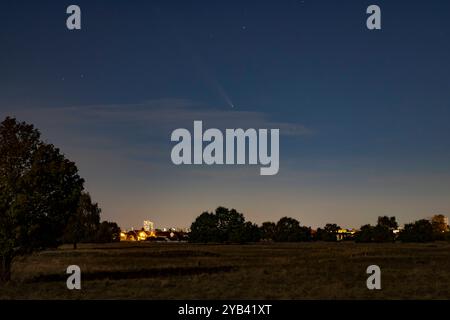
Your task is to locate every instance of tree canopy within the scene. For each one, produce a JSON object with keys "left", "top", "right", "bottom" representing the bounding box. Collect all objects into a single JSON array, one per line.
[
  {"left": 189, "top": 207, "right": 254, "bottom": 243},
  {"left": 273, "top": 217, "right": 311, "bottom": 242},
  {"left": 63, "top": 192, "right": 101, "bottom": 249},
  {"left": 0, "top": 117, "right": 84, "bottom": 281},
  {"left": 354, "top": 216, "right": 398, "bottom": 243},
  {"left": 399, "top": 219, "right": 434, "bottom": 243},
  {"left": 316, "top": 223, "right": 341, "bottom": 242}
]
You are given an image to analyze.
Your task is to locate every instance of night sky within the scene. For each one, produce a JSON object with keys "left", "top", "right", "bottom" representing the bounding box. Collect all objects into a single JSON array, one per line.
[{"left": 1, "top": 0, "right": 450, "bottom": 230}]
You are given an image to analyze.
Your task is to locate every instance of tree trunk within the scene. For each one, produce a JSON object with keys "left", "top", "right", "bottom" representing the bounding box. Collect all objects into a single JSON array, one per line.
[{"left": 0, "top": 254, "right": 13, "bottom": 282}]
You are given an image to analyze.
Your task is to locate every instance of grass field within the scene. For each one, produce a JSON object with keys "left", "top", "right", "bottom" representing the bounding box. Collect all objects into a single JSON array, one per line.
[{"left": 1, "top": 241, "right": 450, "bottom": 299}]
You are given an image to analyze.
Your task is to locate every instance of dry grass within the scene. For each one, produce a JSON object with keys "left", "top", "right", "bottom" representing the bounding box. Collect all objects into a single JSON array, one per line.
[{"left": 1, "top": 241, "right": 450, "bottom": 299}]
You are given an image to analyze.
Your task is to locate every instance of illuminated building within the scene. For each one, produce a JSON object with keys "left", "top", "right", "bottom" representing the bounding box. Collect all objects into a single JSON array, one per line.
[
  {"left": 337, "top": 229, "right": 356, "bottom": 241},
  {"left": 138, "top": 230, "right": 148, "bottom": 241},
  {"left": 143, "top": 220, "right": 154, "bottom": 232}
]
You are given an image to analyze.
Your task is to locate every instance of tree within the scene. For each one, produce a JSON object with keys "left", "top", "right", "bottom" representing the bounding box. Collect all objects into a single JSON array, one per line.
[
  {"left": 377, "top": 216, "right": 398, "bottom": 230},
  {"left": 316, "top": 223, "right": 341, "bottom": 242},
  {"left": 355, "top": 225, "right": 394, "bottom": 243},
  {"left": 260, "top": 222, "right": 276, "bottom": 241},
  {"left": 236, "top": 222, "right": 261, "bottom": 243},
  {"left": 0, "top": 117, "right": 84, "bottom": 282},
  {"left": 189, "top": 207, "right": 256, "bottom": 243},
  {"left": 64, "top": 192, "right": 101, "bottom": 249},
  {"left": 298, "top": 226, "right": 313, "bottom": 242},
  {"left": 399, "top": 219, "right": 434, "bottom": 243},
  {"left": 215, "top": 207, "right": 245, "bottom": 243},
  {"left": 354, "top": 224, "right": 374, "bottom": 243},
  {"left": 372, "top": 225, "right": 395, "bottom": 242},
  {"left": 273, "top": 217, "right": 311, "bottom": 242},
  {"left": 355, "top": 217, "right": 398, "bottom": 243},
  {"left": 96, "top": 221, "right": 121, "bottom": 243},
  {"left": 189, "top": 212, "right": 220, "bottom": 243}
]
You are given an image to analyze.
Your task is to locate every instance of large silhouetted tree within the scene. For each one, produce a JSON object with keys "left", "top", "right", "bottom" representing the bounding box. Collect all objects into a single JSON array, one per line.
[
  {"left": 64, "top": 192, "right": 101, "bottom": 249},
  {"left": 96, "top": 221, "right": 121, "bottom": 243},
  {"left": 316, "top": 223, "right": 341, "bottom": 242},
  {"left": 216, "top": 207, "right": 245, "bottom": 243},
  {"left": 0, "top": 117, "right": 84, "bottom": 282},
  {"left": 355, "top": 216, "right": 398, "bottom": 243},
  {"left": 377, "top": 216, "right": 398, "bottom": 230},
  {"left": 260, "top": 222, "right": 276, "bottom": 241},
  {"left": 189, "top": 207, "right": 256, "bottom": 243},
  {"left": 273, "top": 217, "right": 311, "bottom": 242},
  {"left": 189, "top": 212, "right": 221, "bottom": 243},
  {"left": 354, "top": 224, "right": 374, "bottom": 243},
  {"left": 238, "top": 221, "right": 261, "bottom": 243},
  {"left": 399, "top": 219, "right": 434, "bottom": 243}
]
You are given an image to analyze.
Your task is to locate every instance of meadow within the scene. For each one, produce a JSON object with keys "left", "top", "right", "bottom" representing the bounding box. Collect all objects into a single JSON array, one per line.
[{"left": 1, "top": 241, "right": 450, "bottom": 299}]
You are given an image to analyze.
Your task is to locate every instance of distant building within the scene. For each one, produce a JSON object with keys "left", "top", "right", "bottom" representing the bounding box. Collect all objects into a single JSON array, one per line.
[
  {"left": 428, "top": 214, "right": 449, "bottom": 231},
  {"left": 125, "top": 230, "right": 138, "bottom": 241},
  {"left": 119, "top": 222, "right": 190, "bottom": 242},
  {"left": 337, "top": 229, "right": 356, "bottom": 241},
  {"left": 143, "top": 220, "right": 154, "bottom": 232}
]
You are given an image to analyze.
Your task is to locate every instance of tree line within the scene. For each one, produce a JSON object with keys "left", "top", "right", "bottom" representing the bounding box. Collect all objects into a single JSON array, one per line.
[
  {"left": 1, "top": 117, "right": 449, "bottom": 283},
  {"left": 0, "top": 117, "right": 119, "bottom": 282},
  {"left": 189, "top": 207, "right": 450, "bottom": 244}
]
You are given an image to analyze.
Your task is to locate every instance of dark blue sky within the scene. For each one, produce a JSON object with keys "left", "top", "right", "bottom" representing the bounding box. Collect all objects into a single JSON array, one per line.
[{"left": 1, "top": 0, "right": 450, "bottom": 229}]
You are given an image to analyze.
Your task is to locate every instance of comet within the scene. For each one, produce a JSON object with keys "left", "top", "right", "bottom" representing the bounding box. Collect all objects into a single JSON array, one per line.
[{"left": 212, "top": 79, "right": 235, "bottom": 109}]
